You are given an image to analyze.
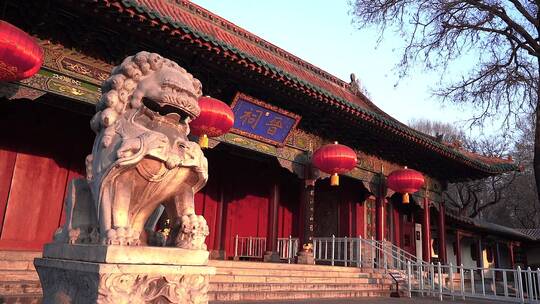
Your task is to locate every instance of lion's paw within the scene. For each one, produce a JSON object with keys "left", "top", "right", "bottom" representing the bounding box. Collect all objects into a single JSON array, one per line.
[{"left": 175, "top": 214, "right": 209, "bottom": 250}]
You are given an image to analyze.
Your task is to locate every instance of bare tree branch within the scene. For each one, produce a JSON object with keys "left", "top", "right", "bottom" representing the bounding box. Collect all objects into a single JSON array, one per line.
[{"left": 352, "top": 0, "right": 540, "bottom": 202}]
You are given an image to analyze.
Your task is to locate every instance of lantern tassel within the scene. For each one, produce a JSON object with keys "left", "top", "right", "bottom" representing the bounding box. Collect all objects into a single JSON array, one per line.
[
  {"left": 402, "top": 193, "right": 410, "bottom": 204},
  {"left": 330, "top": 173, "right": 339, "bottom": 186},
  {"left": 199, "top": 134, "right": 209, "bottom": 149}
]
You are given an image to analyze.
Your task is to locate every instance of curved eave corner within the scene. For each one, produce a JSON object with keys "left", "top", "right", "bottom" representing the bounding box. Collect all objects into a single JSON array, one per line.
[{"left": 109, "top": 0, "right": 519, "bottom": 177}]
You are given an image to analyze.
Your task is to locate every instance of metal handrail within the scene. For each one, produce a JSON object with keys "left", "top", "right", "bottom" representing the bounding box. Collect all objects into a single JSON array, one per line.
[
  {"left": 234, "top": 235, "right": 299, "bottom": 262},
  {"left": 277, "top": 236, "right": 299, "bottom": 264},
  {"left": 404, "top": 261, "right": 540, "bottom": 303},
  {"left": 235, "top": 235, "right": 537, "bottom": 303},
  {"left": 312, "top": 235, "right": 427, "bottom": 270},
  {"left": 312, "top": 236, "right": 538, "bottom": 303},
  {"left": 234, "top": 235, "right": 266, "bottom": 259}
]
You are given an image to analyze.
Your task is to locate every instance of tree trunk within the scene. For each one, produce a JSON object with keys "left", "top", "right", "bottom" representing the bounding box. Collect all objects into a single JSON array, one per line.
[{"left": 534, "top": 59, "right": 540, "bottom": 201}]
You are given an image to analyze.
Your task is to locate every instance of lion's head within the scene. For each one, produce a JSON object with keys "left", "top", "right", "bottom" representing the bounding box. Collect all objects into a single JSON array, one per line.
[{"left": 90, "top": 52, "right": 202, "bottom": 134}]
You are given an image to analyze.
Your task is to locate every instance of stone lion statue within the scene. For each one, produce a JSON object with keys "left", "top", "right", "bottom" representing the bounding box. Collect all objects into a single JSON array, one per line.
[{"left": 54, "top": 51, "right": 209, "bottom": 249}]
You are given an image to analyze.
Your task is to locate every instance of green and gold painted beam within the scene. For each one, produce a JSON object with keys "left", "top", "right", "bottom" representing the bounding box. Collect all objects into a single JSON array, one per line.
[{"left": 3, "top": 40, "right": 443, "bottom": 200}]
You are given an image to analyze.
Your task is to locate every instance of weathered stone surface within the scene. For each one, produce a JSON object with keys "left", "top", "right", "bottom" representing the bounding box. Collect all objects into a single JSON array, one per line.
[
  {"left": 54, "top": 51, "right": 210, "bottom": 249},
  {"left": 35, "top": 52, "right": 215, "bottom": 304},
  {"left": 43, "top": 243, "right": 209, "bottom": 265},
  {"left": 206, "top": 260, "right": 395, "bottom": 302},
  {"left": 35, "top": 258, "right": 215, "bottom": 304}
]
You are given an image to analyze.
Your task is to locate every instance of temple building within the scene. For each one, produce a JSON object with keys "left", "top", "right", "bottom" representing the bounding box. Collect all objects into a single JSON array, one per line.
[{"left": 0, "top": 0, "right": 536, "bottom": 302}]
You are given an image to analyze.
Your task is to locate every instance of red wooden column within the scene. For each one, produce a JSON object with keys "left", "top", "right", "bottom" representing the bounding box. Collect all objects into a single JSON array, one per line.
[
  {"left": 456, "top": 230, "right": 462, "bottom": 266},
  {"left": 376, "top": 196, "right": 385, "bottom": 241},
  {"left": 297, "top": 177, "right": 316, "bottom": 264},
  {"left": 422, "top": 197, "right": 431, "bottom": 262},
  {"left": 299, "top": 178, "right": 316, "bottom": 246},
  {"left": 438, "top": 202, "right": 447, "bottom": 263},
  {"left": 392, "top": 205, "right": 401, "bottom": 247},
  {"left": 264, "top": 180, "right": 280, "bottom": 262},
  {"left": 210, "top": 182, "right": 226, "bottom": 260},
  {"left": 509, "top": 241, "right": 515, "bottom": 268}
]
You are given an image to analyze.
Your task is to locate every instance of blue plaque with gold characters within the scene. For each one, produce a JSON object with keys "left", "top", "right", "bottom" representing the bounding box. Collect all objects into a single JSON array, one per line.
[{"left": 230, "top": 92, "right": 301, "bottom": 146}]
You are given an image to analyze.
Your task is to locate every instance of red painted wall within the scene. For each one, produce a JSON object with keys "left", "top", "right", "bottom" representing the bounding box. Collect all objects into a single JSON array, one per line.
[
  {"left": 277, "top": 174, "right": 300, "bottom": 239},
  {"left": 223, "top": 158, "right": 270, "bottom": 258},
  {"left": 197, "top": 150, "right": 301, "bottom": 259},
  {"left": 339, "top": 178, "right": 368, "bottom": 238},
  {"left": 0, "top": 101, "right": 92, "bottom": 250},
  {"left": 194, "top": 169, "right": 220, "bottom": 251},
  {"left": 0, "top": 101, "right": 302, "bottom": 255}
]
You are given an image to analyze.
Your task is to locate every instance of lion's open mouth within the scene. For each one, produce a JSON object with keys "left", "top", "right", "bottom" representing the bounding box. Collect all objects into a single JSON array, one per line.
[{"left": 142, "top": 97, "right": 190, "bottom": 121}]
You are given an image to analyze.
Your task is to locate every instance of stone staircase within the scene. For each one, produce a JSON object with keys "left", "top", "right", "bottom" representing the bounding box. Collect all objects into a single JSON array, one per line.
[
  {"left": 208, "top": 260, "right": 397, "bottom": 302},
  {"left": 0, "top": 251, "right": 42, "bottom": 303},
  {"left": 0, "top": 251, "right": 398, "bottom": 303}
]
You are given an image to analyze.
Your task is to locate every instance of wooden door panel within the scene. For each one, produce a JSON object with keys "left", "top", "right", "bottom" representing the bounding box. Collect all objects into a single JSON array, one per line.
[
  {"left": 354, "top": 203, "right": 364, "bottom": 237},
  {"left": 194, "top": 175, "right": 220, "bottom": 251},
  {"left": 277, "top": 178, "right": 299, "bottom": 238},
  {"left": 0, "top": 153, "right": 68, "bottom": 248},
  {"left": 401, "top": 221, "right": 416, "bottom": 256},
  {"left": 223, "top": 161, "right": 269, "bottom": 258},
  {"left": 314, "top": 188, "right": 339, "bottom": 237},
  {"left": 0, "top": 149, "right": 16, "bottom": 233}
]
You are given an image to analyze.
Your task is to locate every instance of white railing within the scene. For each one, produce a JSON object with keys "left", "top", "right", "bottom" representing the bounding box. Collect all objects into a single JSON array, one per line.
[
  {"left": 234, "top": 235, "right": 299, "bottom": 262},
  {"left": 312, "top": 235, "right": 426, "bottom": 270},
  {"left": 234, "top": 235, "right": 266, "bottom": 259},
  {"left": 312, "top": 235, "right": 540, "bottom": 303},
  {"left": 406, "top": 262, "right": 540, "bottom": 303},
  {"left": 313, "top": 236, "right": 361, "bottom": 267},
  {"left": 277, "top": 236, "right": 299, "bottom": 264}
]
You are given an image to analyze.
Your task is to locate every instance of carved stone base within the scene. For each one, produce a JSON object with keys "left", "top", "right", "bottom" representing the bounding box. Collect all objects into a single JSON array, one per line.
[
  {"left": 296, "top": 251, "right": 315, "bottom": 265},
  {"left": 43, "top": 243, "right": 209, "bottom": 265},
  {"left": 35, "top": 244, "right": 215, "bottom": 304}
]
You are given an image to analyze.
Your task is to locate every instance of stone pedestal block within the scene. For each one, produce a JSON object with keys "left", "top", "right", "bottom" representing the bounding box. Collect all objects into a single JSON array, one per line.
[
  {"left": 42, "top": 243, "right": 210, "bottom": 265},
  {"left": 296, "top": 251, "right": 315, "bottom": 265},
  {"left": 35, "top": 245, "right": 215, "bottom": 304}
]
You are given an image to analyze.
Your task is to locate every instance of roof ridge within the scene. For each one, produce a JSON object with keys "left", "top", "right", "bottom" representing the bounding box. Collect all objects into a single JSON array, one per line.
[
  {"left": 174, "top": 0, "right": 396, "bottom": 127},
  {"left": 113, "top": 0, "right": 517, "bottom": 175},
  {"left": 175, "top": 0, "right": 350, "bottom": 89}
]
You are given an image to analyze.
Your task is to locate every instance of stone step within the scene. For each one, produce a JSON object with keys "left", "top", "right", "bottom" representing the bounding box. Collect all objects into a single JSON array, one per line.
[
  {"left": 0, "top": 256, "right": 395, "bottom": 302},
  {"left": 0, "top": 260, "right": 36, "bottom": 271},
  {"left": 0, "top": 251, "right": 41, "bottom": 262},
  {"left": 208, "top": 289, "right": 393, "bottom": 301},
  {"left": 210, "top": 274, "right": 392, "bottom": 284},
  {"left": 209, "top": 260, "right": 370, "bottom": 273},
  {"left": 209, "top": 282, "right": 393, "bottom": 292},
  {"left": 0, "top": 280, "right": 42, "bottom": 296},
  {"left": 214, "top": 267, "right": 386, "bottom": 279},
  {"left": 0, "top": 294, "right": 42, "bottom": 304},
  {"left": 0, "top": 270, "right": 40, "bottom": 282}
]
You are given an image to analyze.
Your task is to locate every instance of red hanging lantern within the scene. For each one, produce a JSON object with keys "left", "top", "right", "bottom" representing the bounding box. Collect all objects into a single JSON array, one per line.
[
  {"left": 189, "top": 96, "right": 234, "bottom": 148},
  {"left": 312, "top": 141, "right": 357, "bottom": 186},
  {"left": 387, "top": 166, "right": 424, "bottom": 204},
  {"left": 0, "top": 21, "right": 43, "bottom": 82}
]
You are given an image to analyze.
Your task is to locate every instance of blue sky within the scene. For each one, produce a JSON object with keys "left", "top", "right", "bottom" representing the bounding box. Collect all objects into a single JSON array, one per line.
[{"left": 191, "top": 0, "right": 491, "bottom": 134}]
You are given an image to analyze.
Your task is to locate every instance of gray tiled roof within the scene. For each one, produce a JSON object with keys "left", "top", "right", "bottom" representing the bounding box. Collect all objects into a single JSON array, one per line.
[
  {"left": 515, "top": 229, "right": 540, "bottom": 240},
  {"left": 445, "top": 209, "right": 539, "bottom": 241}
]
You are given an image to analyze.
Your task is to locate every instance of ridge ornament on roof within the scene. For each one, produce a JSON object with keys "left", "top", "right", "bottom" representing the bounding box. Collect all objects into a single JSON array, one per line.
[{"left": 69, "top": 0, "right": 519, "bottom": 179}]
